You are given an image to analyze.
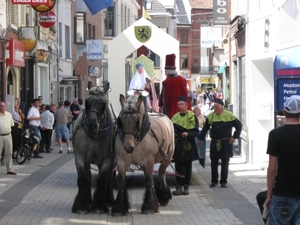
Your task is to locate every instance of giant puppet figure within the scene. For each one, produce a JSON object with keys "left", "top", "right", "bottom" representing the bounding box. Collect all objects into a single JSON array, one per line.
[{"left": 159, "top": 54, "right": 191, "bottom": 119}]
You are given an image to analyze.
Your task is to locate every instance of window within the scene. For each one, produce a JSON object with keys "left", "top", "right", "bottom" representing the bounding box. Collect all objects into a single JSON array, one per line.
[
  {"left": 104, "top": 7, "right": 115, "bottom": 37},
  {"left": 65, "top": 25, "right": 71, "bottom": 59},
  {"left": 92, "top": 25, "right": 95, "bottom": 39},
  {"left": 201, "top": 20, "right": 209, "bottom": 27},
  {"left": 88, "top": 23, "right": 91, "bottom": 39},
  {"left": 148, "top": 50, "right": 160, "bottom": 67},
  {"left": 59, "top": 22, "right": 62, "bottom": 57},
  {"left": 75, "top": 12, "right": 86, "bottom": 44},
  {"left": 180, "top": 54, "right": 188, "bottom": 69},
  {"left": 181, "top": 31, "right": 188, "bottom": 44}
]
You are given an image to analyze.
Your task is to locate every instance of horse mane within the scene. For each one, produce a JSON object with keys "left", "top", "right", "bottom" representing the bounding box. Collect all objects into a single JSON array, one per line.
[
  {"left": 123, "top": 95, "right": 145, "bottom": 114},
  {"left": 88, "top": 86, "right": 106, "bottom": 96}
]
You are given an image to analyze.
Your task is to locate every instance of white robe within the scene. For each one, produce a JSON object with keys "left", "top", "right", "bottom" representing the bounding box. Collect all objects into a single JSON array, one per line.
[{"left": 128, "top": 70, "right": 151, "bottom": 91}]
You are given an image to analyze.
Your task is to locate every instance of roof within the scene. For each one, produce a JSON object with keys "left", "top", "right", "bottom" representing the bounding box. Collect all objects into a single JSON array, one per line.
[
  {"left": 147, "top": 0, "right": 168, "bottom": 14},
  {"left": 175, "top": 0, "right": 191, "bottom": 24},
  {"left": 188, "top": 0, "right": 213, "bottom": 9}
]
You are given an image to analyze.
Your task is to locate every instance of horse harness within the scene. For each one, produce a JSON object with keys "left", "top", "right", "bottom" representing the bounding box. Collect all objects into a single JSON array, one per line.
[{"left": 118, "top": 112, "right": 171, "bottom": 162}]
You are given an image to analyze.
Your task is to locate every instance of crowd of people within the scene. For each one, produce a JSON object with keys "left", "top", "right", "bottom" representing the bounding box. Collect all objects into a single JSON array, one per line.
[{"left": 0, "top": 96, "right": 85, "bottom": 175}]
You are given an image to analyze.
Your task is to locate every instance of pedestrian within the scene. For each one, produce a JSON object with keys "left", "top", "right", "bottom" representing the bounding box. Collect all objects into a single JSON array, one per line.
[
  {"left": 54, "top": 101, "right": 73, "bottom": 154},
  {"left": 40, "top": 105, "right": 54, "bottom": 153},
  {"left": 159, "top": 53, "right": 191, "bottom": 119},
  {"left": 70, "top": 98, "right": 81, "bottom": 122},
  {"left": 11, "top": 98, "right": 25, "bottom": 156},
  {"left": 171, "top": 95, "right": 199, "bottom": 196},
  {"left": 27, "top": 98, "right": 43, "bottom": 158},
  {"left": 0, "top": 102, "right": 17, "bottom": 175},
  {"left": 192, "top": 91, "right": 197, "bottom": 106},
  {"left": 198, "top": 98, "right": 242, "bottom": 188},
  {"left": 49, "top": 103, "right": 57, "bottom": 151},
  {"left": 264, "top": 95, "right": 300, "bottom": 224},
  {"left": 193, "top": 106, "right": 206, "bottom": 167},
  {"left": 64, "top": 100, "right": 73, "bottom": 133},
  {"left": 38, "top": 96, "right": 43, "bottom": 112},
  {"left": 78, "top": 98, "right": 85, "bottom": 111}
]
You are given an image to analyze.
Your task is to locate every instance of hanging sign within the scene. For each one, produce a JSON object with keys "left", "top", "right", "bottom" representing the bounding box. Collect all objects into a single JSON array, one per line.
[
  {"left": 12, "top": 0, "right": 49, "bottom": 4},
  {"left": 38, "top": 11, "right": 56, "bottom": 28},
  {"left": 31, "top": 0, "right": 56, "bottom": 12}
]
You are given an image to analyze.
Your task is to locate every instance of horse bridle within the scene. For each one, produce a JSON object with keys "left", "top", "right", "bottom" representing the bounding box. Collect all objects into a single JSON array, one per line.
[{"left": 119, "top": 112, "right": 142, "bottom": 144}]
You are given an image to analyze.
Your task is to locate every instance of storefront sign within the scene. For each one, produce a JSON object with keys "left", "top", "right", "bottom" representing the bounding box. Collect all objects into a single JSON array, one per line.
[
  {"left": 86, "top": 40, "right": 103, "bottom": 60},
  {"left": 12, "top": 0, "right": 49, "bottom": 5},
  {"left": 6, "top": 39, "right": 25, "bottom": 67},
  {"left": 277, "top": 78, "right": 300, "bottom": 111},
  {"left": 39, "top": 11, "right": 56, "bottom": 28},
  {"left": 201, "top": 27, "right": 222, "bottom": 48},
  {"left": 36, "top": 49, "right": 49, "bottom": 62},
  {"left": 213, "top": 0, "right": 229, "bottom": 25}
]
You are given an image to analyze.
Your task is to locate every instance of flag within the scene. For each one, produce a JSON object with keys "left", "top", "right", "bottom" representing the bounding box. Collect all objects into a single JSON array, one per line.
[
  {"left": 142, "top": 7, "right": 151, "bottom": 20},
  {"left": 84, "top": 0, "right": 114, "bottom": 15}
]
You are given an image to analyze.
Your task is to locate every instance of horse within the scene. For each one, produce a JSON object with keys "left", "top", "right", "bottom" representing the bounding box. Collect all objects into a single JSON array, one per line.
[
  {"left": 112, "top": 94, "right": 175, "bottom": 215},
  {"left": 71, "top": 82, "right": 117, "bottom": 214}
]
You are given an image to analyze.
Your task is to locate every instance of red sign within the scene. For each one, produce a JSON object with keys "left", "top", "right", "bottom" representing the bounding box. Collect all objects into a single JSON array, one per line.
[
  {"left": 31, "top": 0, "right": 56, "bottom": 12},
  {"left": 6, "top": 39, "right": 25, "bottom": 67},
  {"left": 39, "top": 11, "right": 56, "bottom": 28},
  {"left": 12, "top": 0, "right": 49, "bottom": 5}
]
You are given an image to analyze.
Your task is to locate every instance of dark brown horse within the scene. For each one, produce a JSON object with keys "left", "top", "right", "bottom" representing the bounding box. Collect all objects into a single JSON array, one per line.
[
  {"left": 112, "top": 94, "right": 175, "bottom": 215},
  {"left": 72, "top": 82, "right": 117, "bottom": 214}
]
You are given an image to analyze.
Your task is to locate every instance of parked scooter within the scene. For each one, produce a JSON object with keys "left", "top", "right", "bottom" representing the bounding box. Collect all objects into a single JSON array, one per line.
[{"left": 15, "top": 124, "right": 40, "bottom": 165}]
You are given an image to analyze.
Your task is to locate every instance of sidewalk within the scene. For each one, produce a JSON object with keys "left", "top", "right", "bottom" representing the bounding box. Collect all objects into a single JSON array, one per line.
[{"left": 0, "top": 143, "right": 267, "bottom": 225}]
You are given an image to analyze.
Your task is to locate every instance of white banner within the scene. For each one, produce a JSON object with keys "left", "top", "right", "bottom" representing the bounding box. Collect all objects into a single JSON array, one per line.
[
  {"left": 86, "top": 40, "right": 103, "bottom": 60},
  {"left": 200, "top": 27, "right": 222, "bottom": 48}
]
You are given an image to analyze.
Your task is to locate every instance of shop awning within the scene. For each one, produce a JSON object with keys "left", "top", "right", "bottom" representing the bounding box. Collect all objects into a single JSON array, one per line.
[
  {"left": 60, "top": 77, "right": 79, "bottom": 85},
  {"left": 274, "top": 45, "right": 300, "bottom": 74}
]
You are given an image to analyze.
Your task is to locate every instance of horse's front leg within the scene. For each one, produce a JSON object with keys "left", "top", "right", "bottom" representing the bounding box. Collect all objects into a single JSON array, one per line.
[
  {"left": 72, "top": 159, "right": 92, "bottom": 214},
  {"left": 112, "top": 164, "right": 130, "bottom": 216},
  {"left": 155, "top": 159, "right": 172, "bottom": 206},
  {"left": 91, "top": 159, "right": 115, "bottom": 213},
  {"left": 141, "top": 164, "right": 159, "bottom": 214}
]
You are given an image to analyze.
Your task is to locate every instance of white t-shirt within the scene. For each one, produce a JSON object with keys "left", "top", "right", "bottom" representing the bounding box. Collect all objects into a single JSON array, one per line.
[{"left": 27, "top": 106, "right": 41, "bottom": 127}]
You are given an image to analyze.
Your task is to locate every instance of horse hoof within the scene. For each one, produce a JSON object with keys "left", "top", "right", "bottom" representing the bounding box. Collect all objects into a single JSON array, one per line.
[
  {"left": 92, "top": 209, "right": 103, "bottom": 214},
  {"left": 141, "top": 209, "right": 156, "bottom": 214},
  {"left": 76, "top": 210, "right": 89, "bottom": 214},
  {"left": 159, "top": 199, "right": 169, "bottom": 206}
]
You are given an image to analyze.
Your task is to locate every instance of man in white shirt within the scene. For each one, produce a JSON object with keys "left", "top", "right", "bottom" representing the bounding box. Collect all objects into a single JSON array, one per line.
[
  {"left": 0, "top": 102, "right": 17, "bottom": 175},
  {"left": 40, "top": 105, "right": 54, "bottom": 153},
  {"left": 27, "top": 99, "right": 43, "bottom": 158}
]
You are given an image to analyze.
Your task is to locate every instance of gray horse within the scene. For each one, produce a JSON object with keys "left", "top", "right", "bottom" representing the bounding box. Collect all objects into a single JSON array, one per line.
[
  {"left": 112, "top": 94, "right": 175, "bottom": 215},
  {"left": 72, "top": 82, "right": 117, "bottom": 214}
]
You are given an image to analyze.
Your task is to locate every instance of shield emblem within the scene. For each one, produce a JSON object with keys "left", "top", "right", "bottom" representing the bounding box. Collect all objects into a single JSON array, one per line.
[{"left": 134, "top": 26, "right": 152, "bottom": 43}]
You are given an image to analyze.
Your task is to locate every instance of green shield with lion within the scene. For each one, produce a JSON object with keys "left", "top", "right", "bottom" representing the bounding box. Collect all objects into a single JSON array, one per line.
[{"left": 134, "top": 26, "right": 152, "bottom": 43}]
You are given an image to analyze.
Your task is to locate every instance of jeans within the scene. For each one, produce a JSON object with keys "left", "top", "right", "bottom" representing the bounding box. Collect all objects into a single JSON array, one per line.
[
  {"left": 269, "top": 195, "right": 300, "bottom": 225},
  {"left": 29, "top": 125, "right": 41, "bottom": 156}
]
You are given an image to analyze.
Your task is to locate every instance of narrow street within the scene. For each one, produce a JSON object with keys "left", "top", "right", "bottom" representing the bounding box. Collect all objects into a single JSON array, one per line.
[{"left": 0, "top": 142, "right": 266, "bottom": 225}]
